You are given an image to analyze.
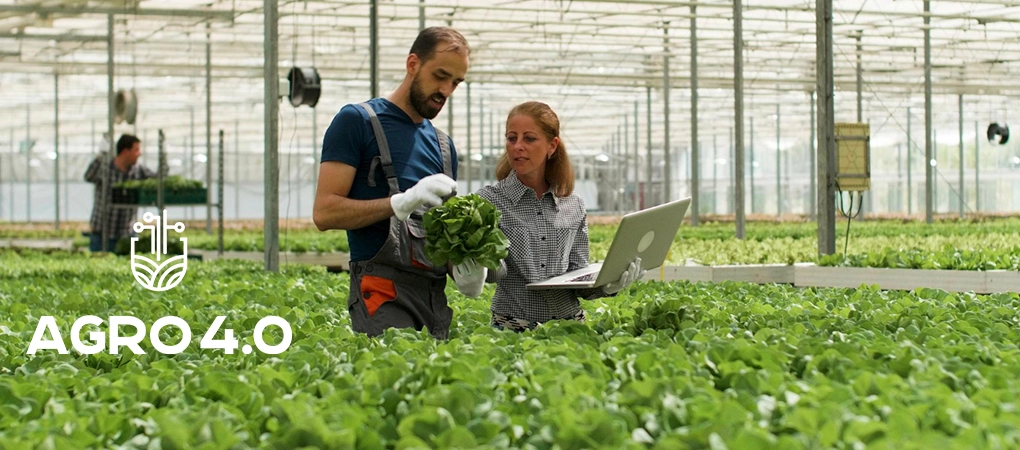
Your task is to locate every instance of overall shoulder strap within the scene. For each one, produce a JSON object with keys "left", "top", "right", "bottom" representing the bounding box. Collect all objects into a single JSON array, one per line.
[
  {"left": 435, "top": 128, "right": 452, "bottom": 178},
  {"left": 357, "top": 102, "right": 400, "bottom": 195}
]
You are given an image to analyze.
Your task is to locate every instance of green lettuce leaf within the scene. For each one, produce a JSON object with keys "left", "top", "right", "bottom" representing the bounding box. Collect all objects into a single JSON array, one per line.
[{"left": 423, "top": 194, "right": 509, "bottom": 270}]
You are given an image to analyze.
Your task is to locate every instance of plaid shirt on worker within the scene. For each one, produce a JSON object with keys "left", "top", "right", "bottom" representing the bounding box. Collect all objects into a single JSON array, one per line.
[
  {"left": 477, "top": 173, "right": 607, "bottom": 324},
  {"left": 84, "top": 156, "right": 156, "bottom": 238}
]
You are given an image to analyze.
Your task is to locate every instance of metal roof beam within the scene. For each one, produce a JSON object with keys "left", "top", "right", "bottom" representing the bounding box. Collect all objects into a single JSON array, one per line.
[
  {"left": 0, "top": 32, "right": 107, "bottom": 42},
  {"left": 0, "top": 4, "right": 235, "bottom": 20}
]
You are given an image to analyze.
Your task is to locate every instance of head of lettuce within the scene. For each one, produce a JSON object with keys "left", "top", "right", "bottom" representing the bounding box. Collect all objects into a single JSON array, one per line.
[
  {"left": 423, "top": 194, "right": 509, "bottom": 271},
  {"left": 424, "top": 194, "right": 509, "bottom": 297}
]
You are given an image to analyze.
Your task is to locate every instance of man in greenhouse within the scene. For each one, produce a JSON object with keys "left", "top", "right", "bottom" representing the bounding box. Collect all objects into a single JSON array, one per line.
[
  {"left": 84, "top": 134, "right": 156, "bottom": 253},
  {"left": 313, "top": 27, "right": 472, "bottom": 339}
]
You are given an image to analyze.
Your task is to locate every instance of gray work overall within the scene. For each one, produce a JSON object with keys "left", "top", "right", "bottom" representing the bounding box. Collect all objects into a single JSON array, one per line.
[{"left": 347, "top": 102, "right": 454, "bottom": 339}]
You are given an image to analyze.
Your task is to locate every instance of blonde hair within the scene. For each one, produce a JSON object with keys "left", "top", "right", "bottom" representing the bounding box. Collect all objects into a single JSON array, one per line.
[{"left": 495, "top": 101, "right": 575, "bottom": 197}]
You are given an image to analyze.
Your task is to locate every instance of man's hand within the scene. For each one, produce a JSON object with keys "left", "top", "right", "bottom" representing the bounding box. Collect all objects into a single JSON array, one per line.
[
  {"left": 452, "top": 258, "right": 487, "bottom": 298},
  {"left": 390, "top": 173, "right": 457, "bottom": 221},
  {"left": 603, "top": 257, "right": 645, "bottom": 295}
]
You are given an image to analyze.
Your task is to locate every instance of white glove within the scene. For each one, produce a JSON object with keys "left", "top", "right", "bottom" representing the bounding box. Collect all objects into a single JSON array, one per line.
[
  {"left": 453, "top": 258, "right": 487, "bottom": 298},
  {"left": 390, "top": 173, "right": 457, "bottom": 221},
  {"left": 603, "top": 257, "right": 645, "bottom": 295}
]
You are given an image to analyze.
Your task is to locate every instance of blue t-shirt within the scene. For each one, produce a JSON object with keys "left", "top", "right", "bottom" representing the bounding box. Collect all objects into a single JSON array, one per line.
[{"left": 321, "top": 98, "right": 458, "bottom": 262}]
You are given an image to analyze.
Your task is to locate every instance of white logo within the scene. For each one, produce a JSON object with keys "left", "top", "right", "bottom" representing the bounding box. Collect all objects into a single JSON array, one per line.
[
  {"left": 27, "top": 315, "right": 294, "bottom": 356},
  {"left": 131, "top": 210, "right": 188, "bottom": 292}
]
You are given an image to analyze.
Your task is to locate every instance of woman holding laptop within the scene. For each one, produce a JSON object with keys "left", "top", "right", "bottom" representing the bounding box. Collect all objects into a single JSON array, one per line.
[{"left": 470, "top": 101, "right": 644, "bottom": 332}]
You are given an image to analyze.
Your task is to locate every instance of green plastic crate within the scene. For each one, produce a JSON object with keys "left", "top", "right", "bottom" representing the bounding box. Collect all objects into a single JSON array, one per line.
[
  {"left": 113, "top": 187, "right": 207, "bottom": 205},
  {"left": 138, "top": 188, "right": 208, "bottom": 205},
  {"left": 111, "top": 188, "right": 139, "bottom": 204}
]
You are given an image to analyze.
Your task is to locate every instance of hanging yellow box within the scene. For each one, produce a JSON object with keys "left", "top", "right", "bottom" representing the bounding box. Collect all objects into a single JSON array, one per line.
[{"left": 835, "top": 122, "right": 870, "bottom": 192}]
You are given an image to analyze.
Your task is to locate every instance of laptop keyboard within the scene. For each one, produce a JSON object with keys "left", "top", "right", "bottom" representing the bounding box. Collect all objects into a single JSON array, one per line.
[{"left": 569, "top": 272, "right": 598, "bottom": 283}]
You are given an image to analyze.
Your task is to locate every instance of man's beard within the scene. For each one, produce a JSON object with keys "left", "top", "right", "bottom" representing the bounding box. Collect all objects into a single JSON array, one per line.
[{"left": 409, "top": 75, "right": 444, "bottom": 120}]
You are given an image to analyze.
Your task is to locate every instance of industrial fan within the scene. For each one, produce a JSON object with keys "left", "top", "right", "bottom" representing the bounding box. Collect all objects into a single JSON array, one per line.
[
  {"left": 287, "top": 67, "right": 321, "bottom": 108},
  {"left": 114, "top": 89, "right": 138, "bottom": 125},
  {"left": 987, "top": 122, "right": 1010, "bottom": 145}
]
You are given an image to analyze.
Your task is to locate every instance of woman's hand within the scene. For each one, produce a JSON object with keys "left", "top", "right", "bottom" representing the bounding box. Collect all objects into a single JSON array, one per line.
[
  {"left": 453, "top": 258, "right": 488, "bottom": 298},
  {"left": 603, "top": 257, "right": 644, "bottom": 294}
]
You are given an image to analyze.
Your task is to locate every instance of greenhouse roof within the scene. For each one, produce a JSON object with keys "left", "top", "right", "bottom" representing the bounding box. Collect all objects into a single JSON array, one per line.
[{"left": 2, "top": 0, "right": 1020, "bottom": 159}]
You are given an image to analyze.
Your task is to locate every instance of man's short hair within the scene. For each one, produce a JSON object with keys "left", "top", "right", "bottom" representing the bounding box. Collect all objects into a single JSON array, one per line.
[
  {"left": 409, "top": 26, "right": 470, "bottom": 64},
  {"left": 116, "top": 134, "right": 140, "bottom": 155}
]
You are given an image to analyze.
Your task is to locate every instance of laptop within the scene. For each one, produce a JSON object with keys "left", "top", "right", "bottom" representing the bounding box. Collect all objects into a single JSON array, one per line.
[{"left": 526, "top": 197, "right": 690, "bottom": 290}]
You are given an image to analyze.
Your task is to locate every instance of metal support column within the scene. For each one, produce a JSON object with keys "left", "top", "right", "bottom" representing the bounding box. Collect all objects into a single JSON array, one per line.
[
  {"left": 158, "top": 131, "right": 165, "bottom": 208},
  {"left": 3, "top": 130, "right": 8, "bottom": 221},
  {"left": 816, "top": 0, "right": 836, "bottom": 255},
  {"left": 312, "top": 106, "right": 319, "bottom": 190},
  {"left": 690, "top": 6, "right": 699, "bottom": 225},
  {"left": 897, "top": 143, "right": 903, "bottom": 211},
  {"left": 907, "top": 107, "right": 912, "bottom": 215},
  {"left": 447, "top": 88, "right": 454, "bottom": 142},
  {"left": 264, "top": 0, "right": 280, "bottom": 271},
  {"left": 206, "top": 23, "right": 213, "bottom": 234},
  {"left": 445, "top": 20, "right": 454, "bottom": 142},
  {"left": 734, "top": 0, "right": 746, "bottom": 239},
  {"left": 466, "top": 82, "right": 472, "bottom": 192},
  {"left": 54, "top": 73, "right": 60, "bottom": 229},
  {"left": 607, "top": 126, "right": 616, "bottom": 210},
  {"left": 235, "top": 119, "right": 240, "bottom": 219},
  {"left": 25, "top": 106, "right": 31, "bottom": 223},
  {"left": 63, "top": 136, "right": 68, "bottom": 221},
  {"left": 924, "top": 0, "right": 933, "bottom": 224},
  {"left": 749, "top": 116, "right": 755, "bottom": 213},
  {"left": 633, "top": 100, "right": 639, "bottom": 210},
  {"left": 614, "top": 129, "right": 620, "bottom": 212},
  {"left": 776, "top": 103, "right": 781, "bottom": 217},
  {"left": 713, "top": 135, "right": 718, "bottom": 214},
  {"left": 628, "top": 100, "right": 636, "bottom": 210},
  {"left": 218, "top": 129, "right": 225, "bottom": 255},
  {"left": 685, "top": 7, "right": 701, "bottom": 222},
  {"left": 312, "top": 29, "right": 320, "bottom": 194},
  {"left": 479, "top": 96, "right": 484, "bottom": 186},
  {"left": 369, "top": 0, "right": 379, "bottom": 99},
  {"left": 663, "top": 22, "right": 672, "bottom": 203},
  {"left": 958, "top": 94, "right": 964, "bottom": 218},
  {"left": 856, "top": 32, "right": 863, "bottom": 122},
  {"left": 809, "top": 91, "right": 816, "bottom": 216},
  {"left": 646, "top": 87, "right": 652, "bottom": 208},
  {"left": 102, "top": 13, "right": 115, "bottom": 251},
  {"left": 418, "top": 0, "right": 425, "bottom": 31},
  {"left": 491, "top": 107, "right": 497, "bottom": 180},
  {"left": 1, "top": 132, "right": 4, "bottom": 221},
  {"left": 729, "top": 127, "right": 734, "bottom": 214},
  {"left": 856, "top": 31, "right": 867, "bottom": 217},
  {"left": 934, "top": 129, "right": 938, "bottom": 209},
  {"left": 618, "top": 127, "right": 624, "bottom": 211},
  {"left": 624, "top": 114, "right": 630, "bottom": 209},
  {"left": 974, "top": 120, "right": 980, "bottom": 212},
  {"left": 189, "top": 108, "right": 195, "bottom": 220}
]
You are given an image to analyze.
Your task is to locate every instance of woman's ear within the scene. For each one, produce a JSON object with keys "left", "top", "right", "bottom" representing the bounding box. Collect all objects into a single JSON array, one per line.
[{"left": 548, "top": 137, "right": 559, "bottom": 160}]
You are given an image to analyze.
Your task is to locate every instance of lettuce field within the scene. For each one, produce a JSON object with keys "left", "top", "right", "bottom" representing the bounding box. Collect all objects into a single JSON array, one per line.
[
  {"left": 6, "top": 218, "right": 1020, "bottom": 271},
  {"left": 1, "top": 250, "right": 1019, "bottom": 448}
]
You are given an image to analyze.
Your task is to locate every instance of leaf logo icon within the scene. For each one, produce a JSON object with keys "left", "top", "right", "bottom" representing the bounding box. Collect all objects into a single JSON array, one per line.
[{"left": 130, "top": 210, "right": 188, "bottom": 292}]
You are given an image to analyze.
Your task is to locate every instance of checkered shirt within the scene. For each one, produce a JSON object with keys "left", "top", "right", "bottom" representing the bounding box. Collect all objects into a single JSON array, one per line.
[
  {"left": 477, "top": 174, "right": 606, "bottom": 323},
  {"left": 492, "top": 310, "right": 586, "bottom": 332},
  {"left": 84, "top": 156, "right": 157, "bottom": 238}
]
